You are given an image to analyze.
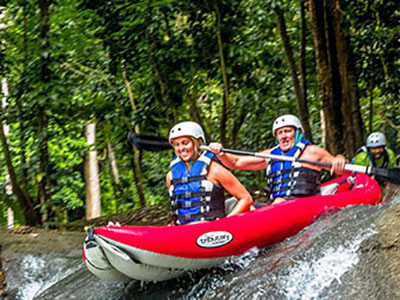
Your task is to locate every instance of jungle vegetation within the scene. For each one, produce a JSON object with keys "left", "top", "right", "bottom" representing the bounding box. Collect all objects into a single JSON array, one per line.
[{"left": 0, "top": 0, "right": 398, "bottom": 226}]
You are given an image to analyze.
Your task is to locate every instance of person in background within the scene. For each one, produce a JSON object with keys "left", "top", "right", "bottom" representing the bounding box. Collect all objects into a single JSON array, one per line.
[
  {"left": 351, "top": 132, "right": 397, "bottom": 184},
  {"left": 166, "top": 121, "right": 253, "bottom": 225},
  {"left": 208, "top": 114, "right": 347, "bottom": 205}
]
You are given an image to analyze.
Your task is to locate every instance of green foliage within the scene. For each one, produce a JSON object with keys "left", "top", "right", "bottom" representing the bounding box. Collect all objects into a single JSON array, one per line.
[
  {"left": 342, "top": 0, "right": 400, "bottom": 136},
  {"left": 0, "top": 0, "right": 398, "bottom": 226}
]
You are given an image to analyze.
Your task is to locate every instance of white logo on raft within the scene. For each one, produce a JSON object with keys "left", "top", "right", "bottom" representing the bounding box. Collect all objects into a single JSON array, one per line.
[{"left": 196, "top": 231, "right": 233, "bottom": 248}]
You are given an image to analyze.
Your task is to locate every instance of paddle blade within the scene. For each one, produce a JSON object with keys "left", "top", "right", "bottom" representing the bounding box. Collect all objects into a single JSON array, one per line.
[
  {"left": 371, "top": 167, "right": 400, "bottom": 185},
  {"left": 386, "top": 168, "right": 400, "bottom": 185},
  {"left": 127, "top": 132, "right": 172, "bottom": 151}
]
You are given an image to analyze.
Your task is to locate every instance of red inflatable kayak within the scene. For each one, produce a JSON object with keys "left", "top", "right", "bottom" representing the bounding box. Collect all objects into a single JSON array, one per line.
[{"left": 83, "top": 173, "right": 381, "bottom": 282}]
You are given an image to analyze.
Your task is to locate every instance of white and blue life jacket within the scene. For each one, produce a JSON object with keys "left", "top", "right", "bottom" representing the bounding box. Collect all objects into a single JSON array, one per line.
[
  {"left": 266, "top": 139, "right": 321, "bottom": 200},
  {"left": 169, "top": 151, "right": 225, "bottom": 225}
]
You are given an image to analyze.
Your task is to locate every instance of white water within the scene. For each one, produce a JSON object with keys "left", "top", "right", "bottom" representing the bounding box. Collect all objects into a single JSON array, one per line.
[
  {"left": 4, "top": 185, "right": 400, "bottom": 300},
  {"left": 5, "top": 254, "right": 83, "bottom": 300},
  {"left": 16, "top": 255, "right": 46, "bottom": 300},
  {"left": 280, "top": 228, "right": 377, "bottom": 300}
]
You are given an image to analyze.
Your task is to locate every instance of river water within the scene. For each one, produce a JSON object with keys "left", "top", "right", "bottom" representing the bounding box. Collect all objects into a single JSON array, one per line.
[{"left": 4, "top": 185, "right": 400, "bottom": 300}]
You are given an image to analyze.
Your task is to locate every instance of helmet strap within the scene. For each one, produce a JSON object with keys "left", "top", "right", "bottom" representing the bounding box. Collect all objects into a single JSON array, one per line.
[
  {"left": 275, "top": 129, "right": 303, "bottom": 145},
  {"left": 184, "top": 159, "right": 193, "bottom": 170},
  {"left": 295, "top": 129, "right": 303, "bottom": 144}
]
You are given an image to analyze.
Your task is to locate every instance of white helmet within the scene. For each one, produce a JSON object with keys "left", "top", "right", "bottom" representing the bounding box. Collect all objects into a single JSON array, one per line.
[
  {"left": 169, "top": 121, "right": 206, "bottom": 144},
  {"left": 272, "top": 114, "right": 304, "bottom": 136},
  {"left": 366, "top": 132, "right": 386, "bottom": 148}
]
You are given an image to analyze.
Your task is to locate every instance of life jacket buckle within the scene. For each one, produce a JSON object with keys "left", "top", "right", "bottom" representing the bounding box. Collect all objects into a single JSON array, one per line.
[
  {"left": 200, "top": 206, "right": 210, "bottom": 213},
  {"left": 181, "top": 176, "right": 188, "bottom": 183},
  {"left": 184, "top": 191, "right": 191, "bottom": 198}
]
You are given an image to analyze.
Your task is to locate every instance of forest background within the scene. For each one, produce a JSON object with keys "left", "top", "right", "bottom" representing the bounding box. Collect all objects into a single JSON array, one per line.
[{"left": 0, "top": 0, "right": 398, "bottom": 227}]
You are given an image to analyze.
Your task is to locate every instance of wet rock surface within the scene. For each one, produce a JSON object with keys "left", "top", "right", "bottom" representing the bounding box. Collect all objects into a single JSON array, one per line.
[
  {"left": 0, "top": 204, "right": 170, "bottom": 299},
  {"left": 1, "top": 198, "right": 400, "bottom": 299},
  {"left": 357, "top": 203, "right": 400, "bottom": 299}
]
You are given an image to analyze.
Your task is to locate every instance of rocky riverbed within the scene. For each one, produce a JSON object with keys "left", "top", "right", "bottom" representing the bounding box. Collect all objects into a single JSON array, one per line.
[
  {"left": 0, "top": 204, "right": 171, "bottom": 298},
  {"left": 1, "top": 191, "right": 400, "bottom": 299}
]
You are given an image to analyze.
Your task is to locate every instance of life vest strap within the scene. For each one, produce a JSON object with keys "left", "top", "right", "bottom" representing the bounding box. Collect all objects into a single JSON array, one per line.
[
  {"left": 267, "top": 167, "right": 302, "bottom": 178},
  {"left": 171, "top": 191, "right": 213, "bottom": 200},
  {"left": 171, "top": 199, "right": 211, "bottom": 209},
  {"left": 171, "top": 175, "right": 207, "bottom": 185},
  {"left": 175, "top": 207, "right": 222, "bottom": 224},
  {"left": 271, "top": 185, "right": 320, "bottom": 196}
]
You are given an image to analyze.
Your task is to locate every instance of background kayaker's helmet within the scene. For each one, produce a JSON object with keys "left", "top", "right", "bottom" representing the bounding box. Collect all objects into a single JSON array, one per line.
[
  {"left": 366, "top": 132, "right": 386, "bottom": 148},
  {"left": 272, "top": 114, "right": 304, "bottom": 144},
  {"left": 169, "top": 121, "right": 206, "bottom": 144}
]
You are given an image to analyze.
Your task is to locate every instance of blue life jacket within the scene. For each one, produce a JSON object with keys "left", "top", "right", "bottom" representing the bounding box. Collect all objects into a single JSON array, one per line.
[
  {"left": 169, "top": 151, "right": 225, "bottom": 225},
  {"left": 266, "top": 139, "right": 321, "bottom": 200}
]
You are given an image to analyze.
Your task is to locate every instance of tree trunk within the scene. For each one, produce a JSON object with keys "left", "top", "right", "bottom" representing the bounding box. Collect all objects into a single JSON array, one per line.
[
  {"left": 213, "top": 3, "right": 230, "bottom": 146},
  {"left": 38, "top": 0, "right": 52, "bottom": 223},
  {"left": 37, "top": 107, "right": 51, "bottom": 223},
  {"left": 274, "top": 6, "right": 313, "bottom": 141},
  {"left": 5, "top": 169, "right": 14, "bottom": 228},
  {"left": 107, "top": 141, "right": 121, "bottom": 186},
  {"left": 106, "top": 140, "right": 122, "bottom": 211},
  {"left": 84, "top": 123, "right": 101, "bottom": 219},
  {"left": 2, "top": 79, "right": 14, "bottom": 228},
  {"left": 0, "top": 17, "right": 40, "bottom": 225},
  {"left": 368, "top": 80, "right": 373, "bottom": 133},
  {"left": 0, "top": 112, "right": 40, "bottom": 225},
  {"left": 122, "top": 70, "right": 146, "bottom": 207},
  {"left": 185, "top": 75, "right": 210, "bottom": 143},
  {"left": 16, "top": 2, "right": 30, "bottom": 193},
  {"left": 145, "top": 1, "right": 177, "bottom": 124},
  {"left": 230, "top": 107, "right": 248, "bottom": 148},
  {"left": 7, "top": 207, "right": 14, "bottom": 229},
  {"left": 300, "top": 0, "right": 310, "bottom": 134},
  {"left": 308, "top": 0, "right": 344, "bottom": 154},
  {"left": 332, "top": 0, "right": 364, "bottom": 156}
]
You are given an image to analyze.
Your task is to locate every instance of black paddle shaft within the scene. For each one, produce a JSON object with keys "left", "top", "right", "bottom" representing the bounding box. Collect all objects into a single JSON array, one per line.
[
  {"left": 217, "top": 147, "right": 332, "bottom": 168},
  {"left": 202, "top": 146, "right": 400, "bottom": 185},
  {"left": 372, "top": 167, "right": 400, "bottom": 184},
  {"left": 127, "top": 132, "right": 172, "bottom": 151},
  {"left": 127, "top": 136, "right": 400, "bottom": 185}
]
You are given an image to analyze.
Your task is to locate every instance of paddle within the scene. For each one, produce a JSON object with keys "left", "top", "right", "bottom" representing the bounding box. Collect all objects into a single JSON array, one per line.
[
  {"left": 127, "top": 133, "right": 400, "bottom": 184},
  {"left": 127, "top": 132, "right": 172, "bottom": 151},
  {"left": 200, "top": 145, "right": 400, "bottom": 185}
]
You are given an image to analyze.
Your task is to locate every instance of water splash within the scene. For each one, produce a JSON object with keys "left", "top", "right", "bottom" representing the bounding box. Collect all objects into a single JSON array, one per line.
[
  {"left": 280, "top": 228, "right": 377, "bottom": 300},
  {"left": 4, "top": 185, "right": 400, "bottom": 299},
  {"left": 5, "top": 253, "right": 83, "bottom": 300},
  {"left": 16, "top": 255, "right": 47, "bottom": 300}
]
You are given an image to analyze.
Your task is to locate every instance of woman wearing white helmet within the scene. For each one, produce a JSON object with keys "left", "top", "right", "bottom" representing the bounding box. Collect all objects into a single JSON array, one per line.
[
  {"left": 351, "top": 132, "right": 396, "bottom": 184},
  {"left": 166, "top": 121, "right": 253, "bottom": 225},
  {"left": 208, "top": 114, "right": 347, "bottom": 205}
]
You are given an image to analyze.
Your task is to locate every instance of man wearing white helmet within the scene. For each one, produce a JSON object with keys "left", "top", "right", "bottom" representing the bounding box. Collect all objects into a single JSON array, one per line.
[
  {"left": 166, "top": 121, "right": 253, "bottom": 225},
  {"left": 351, "top": 132, "right": 396, "bottom": 184},
  {"left": 208, "top": 114, "right": 347, "bottom": 204}
]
